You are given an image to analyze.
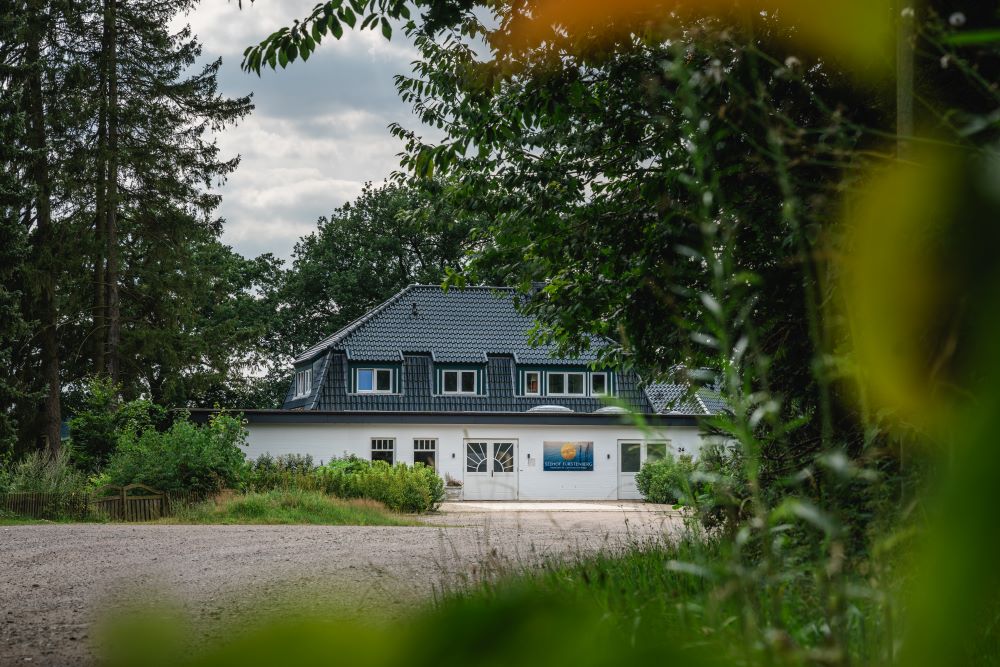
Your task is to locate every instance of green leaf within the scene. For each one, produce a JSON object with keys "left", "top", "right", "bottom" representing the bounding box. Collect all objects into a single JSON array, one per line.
[
  {"left": 381, "top": 17, "right": 392, "bottom": 39},
  {"left": 278, "top": 47, "right": 288, "bottom": 68},
  {"left": 285, "top": 42, "right": 298, "bottom": 64},
  {"left": 328, "top": 15, "right": 343, "bottom": 39},
  {"left": 338, "top": 6, "right": 356, "bottom": 28}
]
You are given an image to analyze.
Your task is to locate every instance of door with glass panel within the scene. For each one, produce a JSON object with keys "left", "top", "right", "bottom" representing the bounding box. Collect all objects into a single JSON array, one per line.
[
  {"left": 464, "top": 440, "right": 518, "bottom": 500},
  {"left": 617, "top": 441, "right": 668, "bottom": 500}
]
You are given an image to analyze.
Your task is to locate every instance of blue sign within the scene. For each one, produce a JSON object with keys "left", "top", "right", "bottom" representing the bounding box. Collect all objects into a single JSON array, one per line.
[{"left": 543, "top": 441, "right": 594, "bottom": 471}]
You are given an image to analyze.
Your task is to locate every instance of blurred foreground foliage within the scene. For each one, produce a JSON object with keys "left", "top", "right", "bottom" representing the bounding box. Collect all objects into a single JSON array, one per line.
[
  {"left": 100, "top": 579, "right": 719, "bottom": 667},
  {"left": 92, "top": 1, "right": 1000, "bottom": 665}
]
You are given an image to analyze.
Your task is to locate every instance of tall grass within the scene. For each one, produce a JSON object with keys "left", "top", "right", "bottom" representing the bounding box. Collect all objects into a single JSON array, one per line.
[
  {"left": 3, "top": 448, "right": 87, "bottom": 494},
  {"left": 165, "top": 489, "right": 417, "bottom": 526}
]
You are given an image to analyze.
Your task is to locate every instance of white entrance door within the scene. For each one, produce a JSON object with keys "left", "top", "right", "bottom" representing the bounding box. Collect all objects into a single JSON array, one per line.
[
  {"left": 464, "top": 440, "right": 518, "bottom": 500},
  {"left": 617, "top": 441, "right": 668, "bottom": 500}
]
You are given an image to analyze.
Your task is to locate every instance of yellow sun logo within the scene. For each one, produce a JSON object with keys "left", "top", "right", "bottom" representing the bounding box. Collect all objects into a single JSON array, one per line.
[{"left": 560, "top": 443, "right": 577, "bottom": 460}]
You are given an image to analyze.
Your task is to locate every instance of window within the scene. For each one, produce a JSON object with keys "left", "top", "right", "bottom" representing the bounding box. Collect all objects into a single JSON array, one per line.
[
  {"left": 646, "top": 442, "right": 668, "bottom": 463},
  {"left": 357, "top": 368, "right": 393, "bottom": 393},
  {"left": 547, "top": 372, "right": 586, "bottom": 396},
  {"left": 442, "top": 369, "right": 477, "bottom": 394},
  {"left": 524, "top": 371, "right": 540, "bottom": 395},
  {"left": 293, "top": 369, "right": 312, "bottom": 398},
  {"left": 371, "top": 438, "right": 395, "bottom": 464},
  {"left": 413, "top": 439, "right": 437, "bottom": 470},
  {"left": 591, "top": 373, "right": 608, "bottom": 396}
]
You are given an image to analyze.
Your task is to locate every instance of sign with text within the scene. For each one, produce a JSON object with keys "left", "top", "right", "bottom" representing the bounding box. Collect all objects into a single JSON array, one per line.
[{"left": 543, "top": 441, "right": 594, "bottom": 471}]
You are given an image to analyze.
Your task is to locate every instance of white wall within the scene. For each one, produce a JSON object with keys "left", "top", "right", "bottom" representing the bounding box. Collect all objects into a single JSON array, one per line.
[{"left": 244, "top": 421, "right": 707, "bottom": 501}]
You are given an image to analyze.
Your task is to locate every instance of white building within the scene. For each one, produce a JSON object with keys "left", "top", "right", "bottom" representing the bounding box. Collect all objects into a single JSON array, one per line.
[{"left": 213, "top": 285, "right": 725, "bottom": 501}]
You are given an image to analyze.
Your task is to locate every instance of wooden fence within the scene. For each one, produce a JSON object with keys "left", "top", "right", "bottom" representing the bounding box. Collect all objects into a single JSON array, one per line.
[
  {"left": 1, "top": 484, "right": 179, "bottom": 521},
  {"left": 0, "top": 491, "right": 89, "bottom": 520},
  {"left": 90, "top": 484, "right": 167, "bottom": 521}
]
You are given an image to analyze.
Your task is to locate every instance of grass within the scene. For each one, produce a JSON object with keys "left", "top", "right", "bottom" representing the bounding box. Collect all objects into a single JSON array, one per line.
[
  {"left": 0, "top": 508, "right": 105, "bottom": 525},
  {"left": 161, "top": 489, "right": 420, "bottom": 526},
  {"left": 428, "top": 531, "right": 897, "bottom": 667},
  {"left": 96, "top": 532, "right": 856, "bottom": 667}
]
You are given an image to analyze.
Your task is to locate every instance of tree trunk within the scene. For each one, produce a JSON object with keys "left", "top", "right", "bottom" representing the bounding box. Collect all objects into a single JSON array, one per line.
[
  {"left": 93, "top": 56, "right": 108, "bottom": 374},
  {"left": 104, "top": 0, "right": 120, "bottom": 384},
  {"left": 25, "top": 3, "right": 61, "bottom": 455}
]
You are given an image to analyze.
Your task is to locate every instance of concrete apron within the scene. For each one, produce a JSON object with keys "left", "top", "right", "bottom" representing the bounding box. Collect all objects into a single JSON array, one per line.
[{"left": 438, "top": 500, "right": 683, "bottom": 514}]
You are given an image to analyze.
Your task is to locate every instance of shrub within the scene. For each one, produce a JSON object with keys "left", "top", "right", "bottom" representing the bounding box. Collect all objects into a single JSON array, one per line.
[
  {"left": 243, "top": 453, "right": 321, "bottom": 492},
  {"left": 5, "top": 448, "right": 88, "bottom": 495},
  {"left": 169, "top": 489, "right": 411, "bottom": 526},
  {"left": 318, "top": 457, "right": 444, "bottom": 513},
  {"left": 635, "top": 454, "right": 698, "bottom": 505},
  {"left": 67, "top": 377, "right": 166, "bottom": 471},
  {"left": 691, "top": 440, "right": 751, "bottom": 531},
  {"left": 100, "top": 412, "right": 247, "bottom": 495}
]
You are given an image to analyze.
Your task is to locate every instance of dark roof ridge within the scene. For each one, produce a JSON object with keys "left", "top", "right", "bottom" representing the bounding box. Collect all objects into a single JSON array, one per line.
[
  {"left": 294, "top": 284, "right": 530, "bottom": 363},
  {"left": 411, "top": 283, "right": 516, "bottom": 290},
  {"left": 293, "top": 285, "right": 418, "bottom": 363}
]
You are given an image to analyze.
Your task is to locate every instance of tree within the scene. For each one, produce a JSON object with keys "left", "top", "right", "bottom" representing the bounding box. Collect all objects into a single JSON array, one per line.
[
  {"left": 270, "top": 179, "right": 494, "bottom": 366},
  {"left": 0, "top": 0, "right": 83, "bottom": 455},
  {"left": 81, "top": 0, "right": 253, "bottom": 386},
  {"left": 241, "top": 0, "right": 998, "bottom": 469},
  {"left": 0, "top": 89, "right": 30, "bottom": 459},
  {"left": 0, "top": 0, "right": 267, "bottom": 453}
]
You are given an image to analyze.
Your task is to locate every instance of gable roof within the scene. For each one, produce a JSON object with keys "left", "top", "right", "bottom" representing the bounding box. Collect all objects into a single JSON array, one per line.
[{"left": 294, "top": 285, "right": 609, "bottom": 365}]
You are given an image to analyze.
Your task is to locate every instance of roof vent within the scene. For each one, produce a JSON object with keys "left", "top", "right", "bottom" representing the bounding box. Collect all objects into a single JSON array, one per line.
[
  {"left": 594, "top": 406, "right": 628, "bottom": 414},
  {"left": 526, "top": 405, "right": 574, "bottom": 413}
]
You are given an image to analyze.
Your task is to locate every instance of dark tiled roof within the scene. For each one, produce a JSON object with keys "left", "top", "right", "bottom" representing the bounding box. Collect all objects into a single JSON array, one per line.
[
  {"left": 697, "top": 390, "right": 729, "bottom": 415},
  {"left": 644, "top": 383, "right": 729, "bottom": 415},
  {"left": 282, "top": 284, "right": 719, "bottom": 417},
  {"left": 311, "top": 353, "right": 653, "bottom": 413},
  {"left": 294, "top": 285, "right": 607, "bottom": 364}
]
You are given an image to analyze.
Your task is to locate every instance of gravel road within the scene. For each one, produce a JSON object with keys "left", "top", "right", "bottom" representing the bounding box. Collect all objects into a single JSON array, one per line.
[{"left": 0, "top": 508, "right": 678, "bottom": 666}]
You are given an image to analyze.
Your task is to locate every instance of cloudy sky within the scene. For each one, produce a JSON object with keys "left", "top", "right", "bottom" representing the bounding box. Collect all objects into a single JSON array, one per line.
[{"left": 179, "top": 1, "right": 428, "bottom": 262}]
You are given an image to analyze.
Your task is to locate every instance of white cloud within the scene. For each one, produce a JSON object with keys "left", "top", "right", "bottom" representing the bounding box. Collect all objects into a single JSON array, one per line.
[{"left": 174, "top": 0, "right": 429, "bottom": 262}]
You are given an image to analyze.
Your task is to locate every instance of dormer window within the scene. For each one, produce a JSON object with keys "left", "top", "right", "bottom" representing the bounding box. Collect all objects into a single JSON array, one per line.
[
  {"left": 591, "top": 373, "right": 608, "bottom": 396},
  {"left": 548, "top": 371, "right": 586, "bottom": 396},
  {"left": 524, "top": 371, "right": 541, "bottom": 396},
  {"left": 443, "top": 369, "right": 477, "bottom": 395},
  {"left": 293, "top": 369, "right": 312, "bottom": 398},
  {"left": 357, "top": 368, "right": 393, "bottom": 393}
]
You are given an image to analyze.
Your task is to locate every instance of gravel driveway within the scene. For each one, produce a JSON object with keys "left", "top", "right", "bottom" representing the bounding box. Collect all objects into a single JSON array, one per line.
[{"left": 0, "top": 506, "right": 679, "bottom": 666}]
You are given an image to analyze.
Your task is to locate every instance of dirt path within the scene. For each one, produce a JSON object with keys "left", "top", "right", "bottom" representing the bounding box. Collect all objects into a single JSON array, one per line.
[{"left": 0, "top": 509, "right": 679, "bottom": 666}]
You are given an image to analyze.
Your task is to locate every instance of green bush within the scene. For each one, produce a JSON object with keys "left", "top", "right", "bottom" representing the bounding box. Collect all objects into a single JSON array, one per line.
[
  {"left": 243, "top": 453, "right": 321, "bottom": 492},
  {"left": 5, "top": 448, "right": 88, "bottom": 495},
  {"left": 169, "top": 489, "right": 413, "bottom": 526},
  {"left": 99, "top": 412, "right": 247, "bottom": 495},
  {"left": 635, "top": 454, "right": 698, "bottom": 505},
  {"left": 318, "top": 457, "right": 444, "bottom": 513},
  {"left": 241, "top": 454, "right": 444, "bottom": 513},
  {"left": 67, "top": 377, "right": 166, "bottom": 472}
]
